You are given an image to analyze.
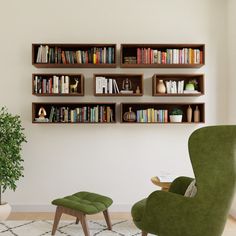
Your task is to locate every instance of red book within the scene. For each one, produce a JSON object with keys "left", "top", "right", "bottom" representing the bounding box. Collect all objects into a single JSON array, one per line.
[{"left": 137, "top": 48, "right": 141, "bottom": 64}]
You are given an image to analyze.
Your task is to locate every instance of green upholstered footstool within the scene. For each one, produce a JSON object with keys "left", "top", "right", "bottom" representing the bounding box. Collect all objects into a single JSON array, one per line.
[{"left": 51, "top": 191, "right": 113, "bottom": 236}]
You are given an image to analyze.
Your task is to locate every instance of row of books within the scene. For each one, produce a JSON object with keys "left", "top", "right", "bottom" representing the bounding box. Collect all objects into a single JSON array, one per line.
[
  {"left": 136, "top": 48, "right": 203, "bottom": 64},
  {"left": 36, "top": 45, "right": 115, "bottom": 64},
  {"left": 136, "top": 109, "right": 168, "bottom": 123},
  {"left": 34, "top": 75, "right": 79, "bottom": 94},
  {"left": 45, "top": 106, "right": 114, "bottom": 123},
  {"left": 96, "top": 77, "right": 120, "bottom": 94},
  {"left": 165, "top": 80, "right": 184, "bottom": 94}
]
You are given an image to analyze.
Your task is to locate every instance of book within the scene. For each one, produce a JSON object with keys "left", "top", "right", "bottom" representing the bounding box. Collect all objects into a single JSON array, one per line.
[
  {"left": 49, "top": 106, "right": 55, "bottom": 122},
  {"left": 96, "top": 77, "right": 104, "bottom": 94},
  {"left": 155, "top": 172, "right": 179, "bottom": 182},
  {"left": 113, "top": 79, "right": 119, "bottom": 93},
  {"left": 108, "top": 78, "right": 113, "bottom": 94}
]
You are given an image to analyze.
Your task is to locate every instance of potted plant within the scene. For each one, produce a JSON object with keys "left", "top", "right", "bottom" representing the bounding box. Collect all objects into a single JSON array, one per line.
[
  {"left": 0, "top": 107, "right": 27, "bottom": 220},
  {"left": 185, "top": 79, "right": 198, "bottom": 91},
  {"left": 169, "top": 108, "right": 183, "bottom": 122}
]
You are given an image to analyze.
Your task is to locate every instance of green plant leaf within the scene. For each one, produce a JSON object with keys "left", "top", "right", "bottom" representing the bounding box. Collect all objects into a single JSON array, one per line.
[{"left": 0, "top": 106, "right": 27, "bottom": 205}]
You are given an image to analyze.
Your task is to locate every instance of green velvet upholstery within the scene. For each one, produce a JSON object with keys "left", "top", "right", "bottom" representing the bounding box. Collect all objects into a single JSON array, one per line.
[
  {"left": 132, "top": 126, "right": 236, "bottom": 236},
  {"left": 52, "top": 191, "right": 113, "bottom": 215}
]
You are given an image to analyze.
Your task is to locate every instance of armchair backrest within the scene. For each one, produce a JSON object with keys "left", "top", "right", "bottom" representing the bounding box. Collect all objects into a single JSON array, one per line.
[{"left": 189, "top": 126, "right": 236, "bottom": 218}]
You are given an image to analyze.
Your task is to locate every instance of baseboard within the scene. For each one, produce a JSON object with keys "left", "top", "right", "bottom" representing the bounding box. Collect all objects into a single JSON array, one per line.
[
  {"left": 230, "top": 208, "right": 236, "bottom": 219},
  {"left": 12, "top": 204, "right": 131, "bottom": 213}
]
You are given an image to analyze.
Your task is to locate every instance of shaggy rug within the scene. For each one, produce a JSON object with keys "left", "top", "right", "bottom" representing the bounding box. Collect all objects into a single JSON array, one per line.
[{"left": 0, "top": 220, "right": 155, "bottom": 236}]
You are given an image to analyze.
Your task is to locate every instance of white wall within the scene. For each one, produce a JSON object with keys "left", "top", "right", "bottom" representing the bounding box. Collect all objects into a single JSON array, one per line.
[
  {"left": 227, "top": 0, "right": 236, "bottom": 219},
  {"left": 0, "top": 0, "right": 228, "bottom": 212}
]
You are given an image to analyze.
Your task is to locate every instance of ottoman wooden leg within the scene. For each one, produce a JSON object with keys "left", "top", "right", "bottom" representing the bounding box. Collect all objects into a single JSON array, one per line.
[
  {"left": 103, "top": 209, "right": 112, "bottom": 230},
  {"left": 52, "top": 206, "right": 63, "bottom": 235},
  {"left": 142, "top": 231, "right": 148, "bottom": 236},
  {"left": 81, "top": 214, "right": 90, "bottom": 236},
  {"left": 75, "top": 217, "right": 80, "bottom": 224}
]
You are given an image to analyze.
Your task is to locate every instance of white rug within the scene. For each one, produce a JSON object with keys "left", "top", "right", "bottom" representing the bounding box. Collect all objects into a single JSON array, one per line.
[{"left": 0, "top": 220, "right": 153, "bottom": 236}]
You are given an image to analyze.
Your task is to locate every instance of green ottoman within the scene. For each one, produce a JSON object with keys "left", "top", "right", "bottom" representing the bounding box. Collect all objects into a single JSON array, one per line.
[{"left": 51, "top": 191, "right": 113, "bottom": 236}]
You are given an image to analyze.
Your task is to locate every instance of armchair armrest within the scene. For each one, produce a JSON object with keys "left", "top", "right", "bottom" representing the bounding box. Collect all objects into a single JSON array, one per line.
[
  {"left": 142, "top": 190, "right": 195, "bottom": 235},
  {"left": 169, "top": 176, "right": 194, "bottom": 195}
]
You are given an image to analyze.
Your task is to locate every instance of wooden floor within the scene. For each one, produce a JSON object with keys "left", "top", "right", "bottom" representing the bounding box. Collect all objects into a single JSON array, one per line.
[{"left": 8, "top": 212, "right": 236, "bottom": 236}]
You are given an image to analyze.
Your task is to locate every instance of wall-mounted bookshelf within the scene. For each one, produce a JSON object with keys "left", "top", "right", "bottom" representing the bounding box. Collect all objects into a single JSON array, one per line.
[
  {"left": 94, "top": 73, "right": 143, "bottom": 96},
  {"left": 32, "top": 44, "right": 116, "bottom": 68},
  {"left": 152, "top": 74, "right": 204, "bottom": 96},
  {"left": 32, "top": 102, "right": 116, "bottom": 124},
  {"left": 121, "top": 103, "right": 205, "bottom": 124},
  {"left": 31, "top": 42, "right": 206, "bottom": 124},
  {"left": 32, "top": 74, "right": 84, "bottom": 96},
  {"left": 120, "top": 44, "right": 205, "bottom": 68}
]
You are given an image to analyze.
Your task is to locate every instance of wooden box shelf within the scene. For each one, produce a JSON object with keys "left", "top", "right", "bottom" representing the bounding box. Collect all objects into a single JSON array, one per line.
[
  {"left": 32, "top": 102, "right": 116, "bottom": 124},
  {"left": 32, "top": 44, "right": 117, "bottom": 68},
  {"left": 93, "top": 73, "right": 143, "bottom": 96},
  {"left": 120, "top": 44, "right": 205, "bottom": 68},
  {"left": 32, "top": 74, "right": 84, "bottom": 96},
  {"left": 121, "top": 103, "right": 205, "bottom": 124},
  {"left": 153, "top": 74, "right": 204, "bottom": 96}
]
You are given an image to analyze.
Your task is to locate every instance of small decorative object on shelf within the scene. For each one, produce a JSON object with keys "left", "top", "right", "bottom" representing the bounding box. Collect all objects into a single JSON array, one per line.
[
  {"left": 185, "top": 79, "right": 198, "bottom": 91},
  {"left": 169, "top": 108, "right": 183, "bottom": 123},
  {"left": 123, "top": 56, "right": 137, "bottom": 64},
  {"left": 187, "top": 105, "right": 193, "bottom": 122},
  {"left": 123, "top": 107, "right": 136, "bottom": 122},
  {"left": 69, "top": 78, "right": 79, "bottom": 93},
  {"left": 136, "top": 86, "right": 141, "bottom": 94},
  {"left": 121, "top": 78, "right": 133, "bottom": 94},
  {"left": 35, "top": 107, "right": 49, "bottom": 122},
  {"left": 156, "top": 79, "right": 166, "bottom": 94},
  {"left": 194, "top": 106, "right": 200, "bottom": 123}
]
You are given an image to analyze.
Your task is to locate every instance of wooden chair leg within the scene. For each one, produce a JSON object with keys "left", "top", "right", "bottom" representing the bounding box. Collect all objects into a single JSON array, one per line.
[
  {"left": 103, "top": 209, "right": 112, "bottom": 230},
  {"left": 142, "top": 231, "right": 148, "bottom": 236},
  {"left": 52, "top": 206, "right": 63, "bottom": 235},
  {"left": 75, "top": 217, "right": 80, "bottom": 224},
  {"left": 80, "top": 214, "right": 90, "bottom": 236}
]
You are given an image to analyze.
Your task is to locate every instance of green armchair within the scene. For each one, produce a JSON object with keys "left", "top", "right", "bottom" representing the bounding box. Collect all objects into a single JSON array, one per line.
[{"left": 132, "top": 126, "right": 236, "bottom": 236}]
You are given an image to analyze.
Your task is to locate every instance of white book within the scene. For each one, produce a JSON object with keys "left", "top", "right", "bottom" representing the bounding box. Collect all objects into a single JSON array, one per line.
[
  {"left": 61, "top": 76, "right": 64, "bottom": 93},
  {"left": 96, "top": 77, "right": 103, "bottom": 94},
  {"left": 156, "top": 172, "right": 179, "bottom": 182},
  {"left": 101, "top": 77, "right": 107, "bottom": 94},
  {"left": 113, "top": 79, "right": 120, "bottom": 93},
  {"left": 177, "top": 81, "right": 180, "bottom": 94},
  {"left": 45, "top": 45, "right": 49, "bottom": 63},
  {"left": 108, "top": 78, "right": 113, "bottom": 94},
  {"left": 170, "top": 81, "right": 177, "bottom": 93},
  {"left": 53, "top": 75, "right": 59, "bottom": 93},
  {"left": 36, "top": 45, "right": 42, "bottom": 63},
  {"left": 166, "top": 81, "right": 170, "bottom": 94},
  {"left": 65, "top": 76, "right": 69, "bottom": 93}
]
